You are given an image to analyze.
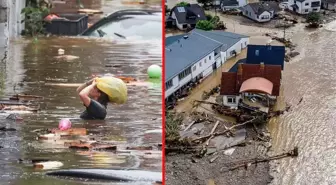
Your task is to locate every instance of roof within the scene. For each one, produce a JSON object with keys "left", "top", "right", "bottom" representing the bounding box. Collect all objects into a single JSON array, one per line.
[
  {"left": 246, "top": 2, "right": 279, "bottom": 15},
  {"left": 170, "top": 4, "right": 207, "bottom": 24},
  {"left": 229, "top": 58, "right": 246, "bottom": 72},
  {"left": 246, "top": 44, "right": 285, "bottom": 70},
  {"left": 220, "top": 64, "right": 282, "bottom": 96},
  {"left": 220, "top": 72, "right": 238, "bottom": 95},
  {"left": 239, "top": 77, "right": 273, "bottom": 94},
  {"left": 165, "top": 29, "right": 249, "bottom": 81},
  {"left": 166, "top": 34, "right": 186, "bottom": 46},
  {"left": 221, "top": 0, "right": 239, "bottom": 7}
]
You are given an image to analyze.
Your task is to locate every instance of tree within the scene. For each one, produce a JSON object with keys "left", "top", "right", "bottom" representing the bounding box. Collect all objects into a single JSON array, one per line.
[
  {"left": 175, "top": 2, "right": 189, "bottom": 6},
  {"left": 306, "top": 12, "right": 321, "bottom": 28},
  {"left": 196, "top": 20, "right": 215, "bottom": 31},
  {"left": 306, "top": 12, "right": 320, "bottom": 24},
  {"left": 206, "top": 14, "right": 213, "bottom": 21}
]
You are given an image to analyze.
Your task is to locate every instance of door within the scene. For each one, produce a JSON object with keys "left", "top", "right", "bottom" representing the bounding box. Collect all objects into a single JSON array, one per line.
[{"left": 213, "top": 62, "right": 217, "bottom": 70}]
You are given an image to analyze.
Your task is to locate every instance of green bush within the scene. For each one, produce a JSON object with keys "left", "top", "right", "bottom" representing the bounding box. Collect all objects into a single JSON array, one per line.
[
  {"left": 196, "top": 20, "right": 215, "bottom": 31},
  {"left": 306, "top": 12, "right": 320, "bottom": 24},
  {"left": 21, "top": 6, "right": 49, "bottom": 36},
  {"left": 176, "top": 1, "right": 189, "bottom": 6},
  {"left": 206, "top": 14, "right": 213, "bottom": 21}
]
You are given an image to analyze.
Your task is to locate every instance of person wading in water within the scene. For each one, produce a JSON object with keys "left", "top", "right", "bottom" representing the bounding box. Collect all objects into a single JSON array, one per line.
[{"left": 76, "top": 77, "right": 127, "bottom": 120}]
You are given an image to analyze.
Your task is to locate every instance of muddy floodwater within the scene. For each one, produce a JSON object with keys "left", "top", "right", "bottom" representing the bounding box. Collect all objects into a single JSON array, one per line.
[
  {"left": 166, "top": 7, "right": 336, "bottom": 184},
  {"left": 268, "top": 24, "right": 336, "bottom": 185},
  {"left": 0, "top": 32, "right": 162, "bottom": 185}
]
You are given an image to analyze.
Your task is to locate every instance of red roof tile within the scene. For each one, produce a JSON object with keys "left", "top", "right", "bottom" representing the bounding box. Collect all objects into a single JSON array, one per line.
[{"left": 220, "top": 64, "right": 282, "bottom": 96}]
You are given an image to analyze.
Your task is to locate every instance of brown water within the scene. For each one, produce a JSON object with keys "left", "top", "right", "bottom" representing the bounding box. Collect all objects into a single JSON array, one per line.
[
  {"left": 267, "top": 24, "right": 336, "bottom": 185},
  {"left": 0, "top": 33, "right": 162, "bottom": 184}
]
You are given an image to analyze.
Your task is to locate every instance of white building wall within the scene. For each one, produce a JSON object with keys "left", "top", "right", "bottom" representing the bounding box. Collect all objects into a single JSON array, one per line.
[
  {"left": 223, "top": 95, "right": 241, "bottom": 107},
  {"left": 288, "top": 0, "right": 321, "bottom": 14},
  {"left": 178, "top": 73, "right": 192, "bottom": 87},
  {"left": 256, "top": 11, "right": 272, "bottom": 22},
  {"left": 226, "top": 38, "right": 248, "bottom": 59},
  {"left": 165, "top": 76, "right": 179, "bottom": 98},
  {"left": 191, "top": 52, "right": 214, "bottom": 79}
]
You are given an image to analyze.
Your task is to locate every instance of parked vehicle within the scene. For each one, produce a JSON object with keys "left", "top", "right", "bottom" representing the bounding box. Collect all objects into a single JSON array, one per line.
[
  {"left": 81, "top": 9, "right": 161, "bottom": 40},
  {"left": 279, "top": 2, "right": 289, "bottom": 9}
]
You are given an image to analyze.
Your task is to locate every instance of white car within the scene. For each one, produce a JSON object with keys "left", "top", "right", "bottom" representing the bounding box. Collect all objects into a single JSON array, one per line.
[{"left": 279, "top": 2, "right": 289, "bottom": 9}]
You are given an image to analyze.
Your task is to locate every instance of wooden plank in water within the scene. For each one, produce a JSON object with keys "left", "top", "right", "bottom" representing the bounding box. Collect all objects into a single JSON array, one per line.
[
  {"left": 44, "top": 81, "right": 149, "bottom": 87},
  {"left": 10, "top": 94, "right": 44, "bottom": 101},
  {"left": 78, "top": 9, "right": 103, "bottom": 14},
  {"left": 51, "top": 128, "right": 87, "bottom": 136},
  {"left": 0, "top": 100, "right": 30, "bottom": 106}
]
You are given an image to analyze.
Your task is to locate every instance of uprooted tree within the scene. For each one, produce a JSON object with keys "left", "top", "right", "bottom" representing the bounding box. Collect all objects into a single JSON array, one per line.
[
  {"left": 306, "top": 12, "right": 321, "bottom": 28},
  {"left": 196, "top": 20, "right": 215, "bottom": 31}
]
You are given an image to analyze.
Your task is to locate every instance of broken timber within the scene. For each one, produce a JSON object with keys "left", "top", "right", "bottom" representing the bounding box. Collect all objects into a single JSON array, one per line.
[
  {"left": 220, "top": 147, "right": 299, "bottom": 172},
  {"left": 192, "top": 118, "right": 257, "bottom": 143}
]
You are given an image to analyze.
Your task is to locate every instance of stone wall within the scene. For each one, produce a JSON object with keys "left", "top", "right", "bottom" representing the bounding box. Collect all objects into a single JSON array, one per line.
[{"left": 0, "top": 0, "right": 25, "bottom": 49}]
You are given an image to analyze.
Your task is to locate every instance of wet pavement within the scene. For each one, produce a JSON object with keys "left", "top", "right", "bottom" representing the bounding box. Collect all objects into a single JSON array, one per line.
[{"left": 0, "top": 2, "right": 162, "bottom": 183}]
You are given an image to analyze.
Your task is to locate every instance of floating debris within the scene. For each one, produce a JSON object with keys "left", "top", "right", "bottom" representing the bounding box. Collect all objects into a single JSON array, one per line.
[
  {"left": 0, "top": 127, "right": 16, "bottom": 131},
  {"left": 34, "top": 161, "right": 63, "bottom": 170}
]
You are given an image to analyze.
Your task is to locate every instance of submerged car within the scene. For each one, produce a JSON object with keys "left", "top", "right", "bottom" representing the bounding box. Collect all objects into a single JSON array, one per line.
[{"left": 81, "top": 9, "right": 161, "bottom": 40}]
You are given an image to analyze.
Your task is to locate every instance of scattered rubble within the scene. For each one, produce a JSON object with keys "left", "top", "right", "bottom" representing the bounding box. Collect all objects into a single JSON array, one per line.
[{"left": 166, "top": 87, "right": 296, "bottom": 184}]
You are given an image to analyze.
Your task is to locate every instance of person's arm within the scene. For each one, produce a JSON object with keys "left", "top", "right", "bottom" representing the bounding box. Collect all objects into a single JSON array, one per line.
[
  {"left": 76, "top": 79, "right": 94, "bottom": 93},
  {"left": 78, "top": 79, "right": 97, "bottom": 107}
]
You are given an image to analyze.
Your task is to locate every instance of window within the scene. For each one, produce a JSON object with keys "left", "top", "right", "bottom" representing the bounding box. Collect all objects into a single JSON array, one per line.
[
  {"left": 245, "top": 41, "right": 247, "bottom": 46},
  {"left": 230, "top": 50, "right": 236, "bottom": 56},
  {"left": 165, "top": 80, "right": 173, "bottom": 89},
  {"left": 305, "top": 9, "right": 309, "bottom": 12},
  {"left": 84, "top": 14, "right": 161, "bottom": 40},
  {"left": 209, "top": 56, "right": 211, "bottom": 60},
  {"left": 305, "top": 2, "right": 309, "bottom": 5},
  {"left": 193, "top": 65, "right": 196, "bottom": 71},
  {"left": 199, "top": 61, "right": 202, "bottom": 67},
  {"left": 178, "top": 67, "right": 191, "bottom": 81},
  {"left": 255, "top": 50, "right": 259, "bottom": 56},
  {"left": 313, "top": 8, "right": 318, "bottom": 11},
  {"left": 227, "top": 96, "right": 236, "bottom": 104}
]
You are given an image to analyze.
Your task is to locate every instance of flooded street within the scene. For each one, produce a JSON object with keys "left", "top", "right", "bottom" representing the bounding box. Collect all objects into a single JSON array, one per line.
[
  {"left": 166, "top": 6, "right": 336, "bottom": 184},
  {"left": 268, "top": 24, "right": 336, "bottom": 185},
  {"left": 0, "top": 36, "right": 162, "bottom": 185},
  {"left": 0, "top": 0, "right": 162, "bottom": 183}
]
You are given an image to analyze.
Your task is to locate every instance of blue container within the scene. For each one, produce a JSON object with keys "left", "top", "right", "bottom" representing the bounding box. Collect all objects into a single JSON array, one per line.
[{"left": 45, "top": 14, "right": 88, "bottom": 36}]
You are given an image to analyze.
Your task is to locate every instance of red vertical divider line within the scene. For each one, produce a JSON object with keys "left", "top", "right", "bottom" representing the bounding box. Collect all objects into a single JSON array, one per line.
[{"left": 161, "top": 1, "right": 166, "bottom": 185}]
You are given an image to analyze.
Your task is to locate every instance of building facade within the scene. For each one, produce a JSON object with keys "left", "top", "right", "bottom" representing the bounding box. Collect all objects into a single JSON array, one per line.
[
  {"left": 165, "top": 29, "right": 249, "bottom": 100},
  {"left": 288, "top": 0, "right": 321, "bottom": 14}
]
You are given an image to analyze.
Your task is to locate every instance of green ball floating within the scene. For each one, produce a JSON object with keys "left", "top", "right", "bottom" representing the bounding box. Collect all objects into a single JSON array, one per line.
[{"left": 147, "top": 65, "right": 161, "bottom": 79}]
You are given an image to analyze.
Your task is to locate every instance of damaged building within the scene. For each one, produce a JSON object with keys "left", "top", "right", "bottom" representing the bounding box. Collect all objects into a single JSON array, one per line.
[{"left": 220, "top": 63, "right": 282, "bottom": 113}]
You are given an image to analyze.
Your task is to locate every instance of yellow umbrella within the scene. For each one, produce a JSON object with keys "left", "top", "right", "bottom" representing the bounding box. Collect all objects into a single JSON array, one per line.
[{"left": 96, "top": 76, "right": 128, "bottom": 104}]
